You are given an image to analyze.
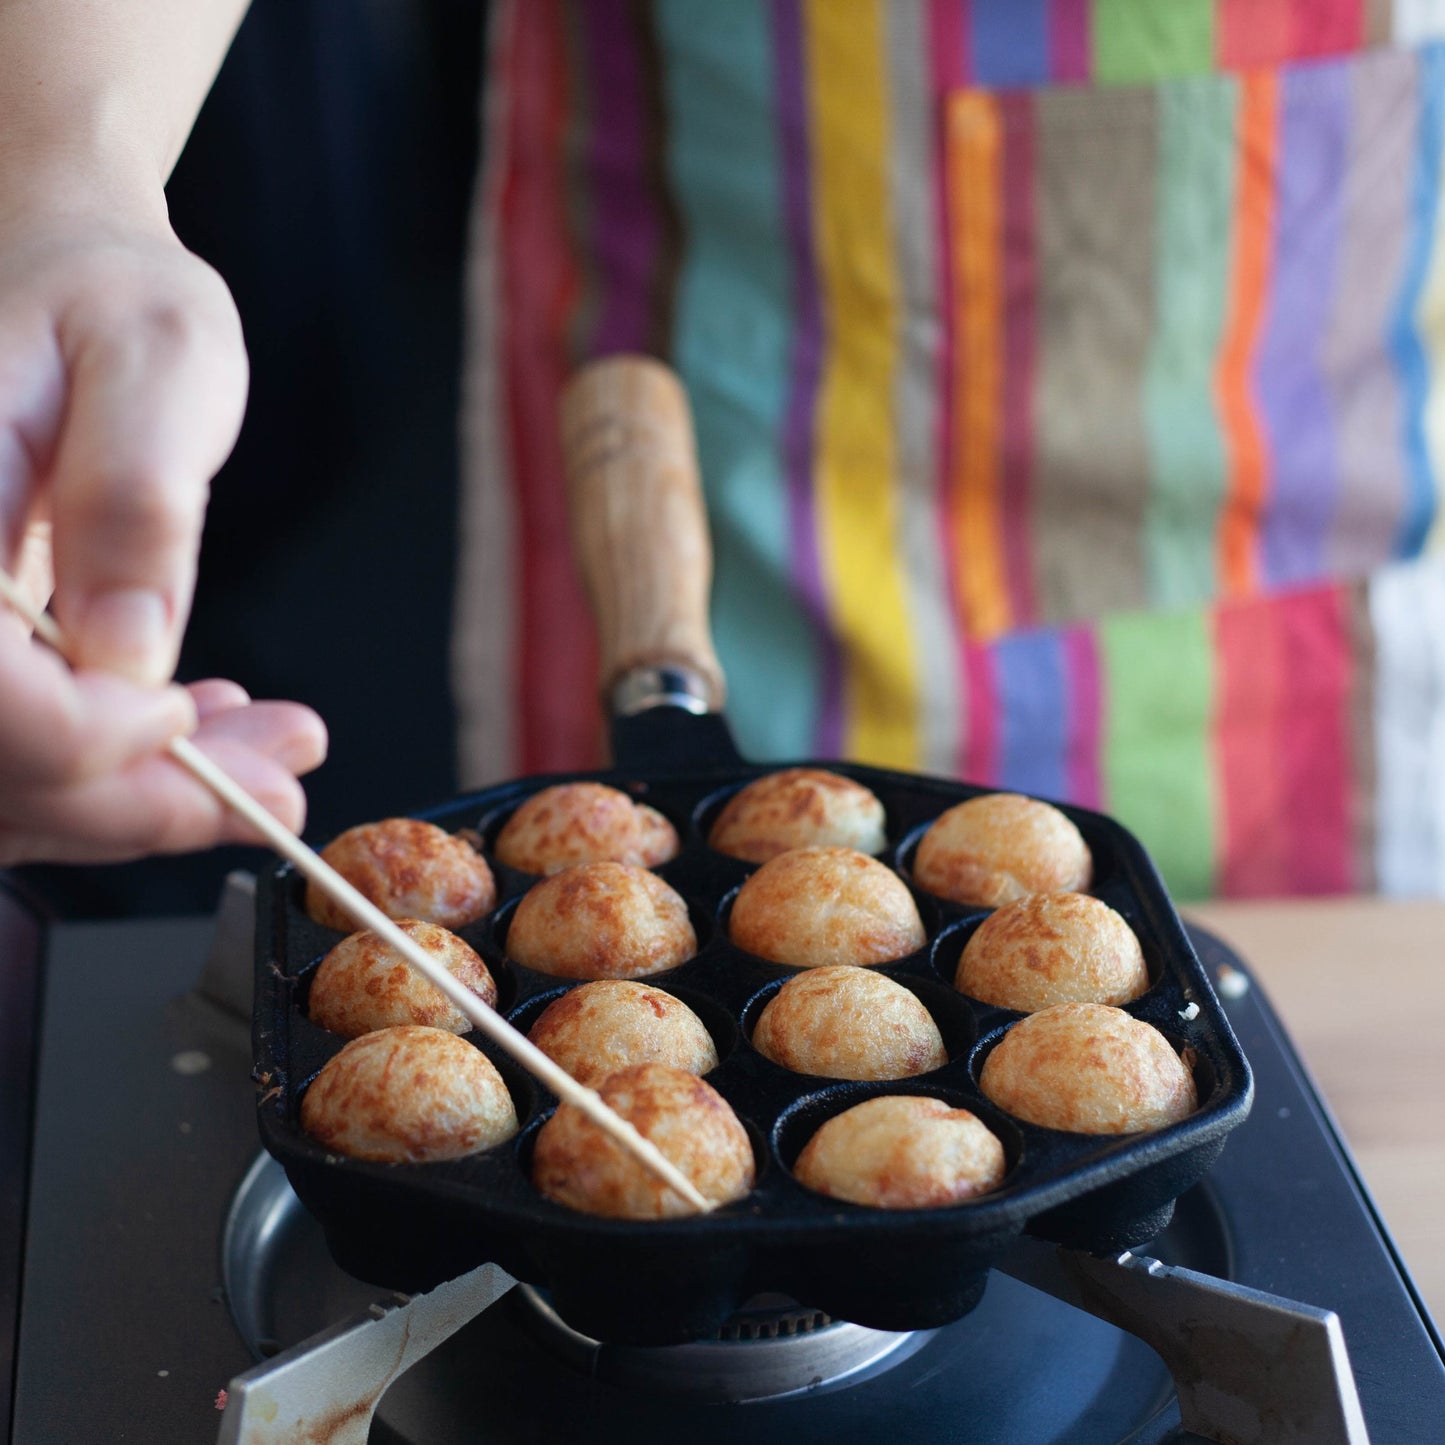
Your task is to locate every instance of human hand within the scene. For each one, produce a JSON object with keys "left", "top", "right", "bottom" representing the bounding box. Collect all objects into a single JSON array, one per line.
[
  {"left": 0, "top": 665, "right": 328, "bottom": 867},
  {"left": 0, "top": 206, "right": 327, "bottom": 864},
  {"left": 0, "top": 205, "right": 247, "bottom": 681}
]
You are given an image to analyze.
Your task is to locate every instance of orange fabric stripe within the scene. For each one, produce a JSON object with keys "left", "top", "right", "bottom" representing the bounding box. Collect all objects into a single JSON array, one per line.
[
  {"left": 946, "top": 91, "right": 1011, "bottom": 637},
  {"left": 1216, "top": 72, "right": 1278, "bottom": 598}
]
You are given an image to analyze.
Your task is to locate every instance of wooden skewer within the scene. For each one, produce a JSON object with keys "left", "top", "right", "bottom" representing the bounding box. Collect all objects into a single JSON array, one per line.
[{"left": 0, "top": 567, "right": 713, "bottom": 1215}]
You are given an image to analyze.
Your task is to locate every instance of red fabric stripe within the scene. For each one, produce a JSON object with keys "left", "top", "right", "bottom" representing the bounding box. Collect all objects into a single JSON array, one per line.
[
  {"left": 1278, "top": 587, "right": 1354, "bottom": 893},
  {"left": 1220, "top": 0, "right": 1362, "bottom": 67},
  {"left": 501, "top": 0, "right": 600, "bottom": 772},
  {"left": 931, "top": 0, "right": 966, "bottom": 90},
  {"left": 1291, "top": 0, "right": 1363, "bottom": 61},
  {"left": 962, "top": 640, "right": 998, "bottom": 785},
  {"left": 1062, "top": 626, "right": 1102, "bottom": 809},
  {"left": 1048, "top": 0, "right": 1090, "bottom": 83},
  {"left": 1215, "top": 598, "right": 1289, "bottom": 897},
  {"left": 999, "top": 92, "right": 1038, "bottom": 627},
  {"left": 1218, "top": 0, "right": 1292, "bottom": 70}
]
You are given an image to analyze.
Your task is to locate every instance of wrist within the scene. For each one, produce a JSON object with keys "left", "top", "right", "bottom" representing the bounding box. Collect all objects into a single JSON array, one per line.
[{"left": 0, "top": 109, "right": 172, "bottom": 242}]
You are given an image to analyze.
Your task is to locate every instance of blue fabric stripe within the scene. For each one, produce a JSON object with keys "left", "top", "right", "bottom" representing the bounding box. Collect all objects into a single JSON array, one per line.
[
  {"left": 972, "top": 0, "right": 1050, "bottom": 89},
  {"left": 995, "top": 629, "right": 1068, "bottom": 801},
  {"left": 1392, "top": 44, "right": 1444, "bottom": 560},
  {"left": 655, "top": 0, "right": 820, "bottom": 759}
]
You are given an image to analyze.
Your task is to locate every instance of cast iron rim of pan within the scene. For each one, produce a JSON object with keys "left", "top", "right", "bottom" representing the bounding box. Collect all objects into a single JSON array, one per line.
[
  {"left": 253, "top": 709, "right": 1253, "bottom": 1344},
  {"left": 250, "top": 358, "right": 1253, "bottom": 1344}
]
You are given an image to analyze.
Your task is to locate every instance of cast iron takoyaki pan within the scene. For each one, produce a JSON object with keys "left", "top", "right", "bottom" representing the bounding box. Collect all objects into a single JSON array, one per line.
[{"left": 252, "top": 360, "right": 1252, "bottom": 1345}]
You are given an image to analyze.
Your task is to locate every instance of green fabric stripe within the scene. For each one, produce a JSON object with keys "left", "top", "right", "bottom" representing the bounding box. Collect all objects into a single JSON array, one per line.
[
  {"left": 1100, "top": 608, "right": 1216, "bottom": 899},
  {"left": 1093, "top": 0, "right": 1214, "bottom": 84},
  {"left": 1143, "top": 75, "right": 1236, "bottom": 608},
  {"left": 655, "top": 1, "right": 818, "bottom": 758}
]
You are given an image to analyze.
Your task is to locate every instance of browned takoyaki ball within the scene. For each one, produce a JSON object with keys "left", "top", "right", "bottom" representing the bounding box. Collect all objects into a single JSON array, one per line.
[
  {"left": 528, "top": 981, "right": 718, "bottom": 1086},
  {"left": 957, "top": 892, "right": 1148, "bottom": 1013},
  {"left": 728, "top": 847, "right": 925, "bottom": 969},
  {"left": 506, "top": 862, "right": 696, "bottom": 980},
  {"left": 980, "top": 1003, "right": 1197, "bottom": 1135},
  {"left": 708, "top": 768, "right": 887, "bottom": 863},
  {"left": 532, "top": 1062, "right": 755, "bottom": 1219},
  {"left": 308, "top": 919, "right": 498, "bottom": 1039},
  {"left": 300, "top": 1025, "right": 517, "bottom": 1163},
  {"left": 306, "top": 818, "right": 496, "bottom": 931},
  {"left": 793, "top": 1096, "right": 1006, "bottom": 1209},
  {"left": 913, "top": 794, "right": 1091, "bottom": 908},
  {"left": 752, "top": 967, "right": 946, "bottom": 1081},
  {"left": 494, "top": 783, "right": 678, "bottom": 874}
]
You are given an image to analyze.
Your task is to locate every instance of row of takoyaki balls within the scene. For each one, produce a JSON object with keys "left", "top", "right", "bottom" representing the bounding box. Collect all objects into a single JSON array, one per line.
[{"left": 293, "top": 771, "right": 1196, "bottom": 1219}]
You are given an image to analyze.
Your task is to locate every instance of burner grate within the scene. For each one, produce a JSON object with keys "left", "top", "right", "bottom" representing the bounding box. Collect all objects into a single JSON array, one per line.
[
  {"left": 9, "top": 906, "right": 1444, "bottom": 1443},
  {"left": 715, "top": 1302, "right": 831, "bottom": 1341}
]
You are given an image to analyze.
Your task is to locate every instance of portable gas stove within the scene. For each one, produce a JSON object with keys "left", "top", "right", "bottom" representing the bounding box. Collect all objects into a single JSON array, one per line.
[{"left": 2, "top": 874, "right": 1443, "bottom": 1443}]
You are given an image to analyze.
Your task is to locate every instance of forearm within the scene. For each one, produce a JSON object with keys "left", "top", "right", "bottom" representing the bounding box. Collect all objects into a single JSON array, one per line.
[{"left": 0, "top": 0, "right": 251, "bottom": 227}]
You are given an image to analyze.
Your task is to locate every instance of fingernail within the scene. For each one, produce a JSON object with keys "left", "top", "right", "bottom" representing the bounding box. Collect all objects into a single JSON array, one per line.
[{"left": 80, "top": 589, "right": 174, "bottom": 685}]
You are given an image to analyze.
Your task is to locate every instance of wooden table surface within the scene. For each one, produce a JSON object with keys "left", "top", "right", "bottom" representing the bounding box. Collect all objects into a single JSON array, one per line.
[{"left": 1185, "top": 898, "right": 1445, "bottom": 1329}]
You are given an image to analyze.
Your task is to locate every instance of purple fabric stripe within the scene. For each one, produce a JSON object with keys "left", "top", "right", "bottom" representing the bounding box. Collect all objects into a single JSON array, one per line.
[
  {"left": 1256, "top": 61, "right": 1350, "bottom": 587},
  {"left": 1323, "top": 48, "right": 1414, "bottom": 576},
  {"left": 772, "top": 0, "right": 843, "bottom": 757},
  {"left": 995, "top": 627, "right": 1069, "bottom": 801},
  {"left": 973, "top": 0, "right": 1050, "bottom": 88},
  {"left": 578, "top": 0, "right": 659, "bottom": 354},
  {"left": 1049, "top": 0, "right": 1091, "bottom": 82}
]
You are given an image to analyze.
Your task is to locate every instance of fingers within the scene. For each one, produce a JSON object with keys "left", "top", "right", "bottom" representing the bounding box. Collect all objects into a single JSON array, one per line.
[
  {"left": 0, "top": 695, "right": 328, "bottom": 865},
  {"left": 187, "top": 676, "right": 250, "bottom": 719},
  {"left": 47, "top": 263, "right": 247, "bottom": 686},
  {"left": 0, "top": 622, "right": 197, "bottom": 787},
  {"left": 189, "top": 697, "right": 329, "bottom": 777}
]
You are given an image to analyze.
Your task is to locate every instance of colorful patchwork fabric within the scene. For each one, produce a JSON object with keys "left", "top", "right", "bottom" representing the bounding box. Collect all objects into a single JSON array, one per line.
[{"left": 457, "top": 0, "right": 1445, "bottom": 899}]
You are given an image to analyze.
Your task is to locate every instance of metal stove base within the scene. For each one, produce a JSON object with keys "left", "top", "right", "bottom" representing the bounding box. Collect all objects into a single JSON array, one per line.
[{"left": 7, "top": 914, "right": 1445, "bottom": 1443}]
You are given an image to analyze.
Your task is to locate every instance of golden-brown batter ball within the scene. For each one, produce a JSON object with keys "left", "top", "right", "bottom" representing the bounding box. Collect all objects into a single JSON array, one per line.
[
  {"left": 956, "top": 892, "right": 1148, "bottom": 1013},
  {"left": 506, "top": 862, "right": 696, "bottom": 980},
  {"left": 528, "top": 981, "right": 718, "bottom": 1086},
  {"left": 306, "top": 818, "right": 496, "bottom": 931},
  {"left": 980, "top": 1003, "right": 1196, "bottom": 1134},
  {"left": 752, "top": 966, "right": 945, "bottom": 1081},
  {"left": 728, "top": 847, "right": 925, "bottom": 969},
  {"left": 300, "top": 1025, "right": 517, "bottom": 1163},
  {"left": 913, "top": 793, "right": 1092, "bottom": 908},
  {"left": 532, "top": 1062, "right": 754, "bottom": 1218},
  {"left": 708, "top": 768, "right": 887, "bottom": 862},
  {"left": 308, "top": 919, "right": 498, "bottom": 1039},
  {"left": 494, "top": 783, "right": 678, "bottom": 874},
  {"left": 793, "top": 1096, "right": 1006, "bottom": 1208}
]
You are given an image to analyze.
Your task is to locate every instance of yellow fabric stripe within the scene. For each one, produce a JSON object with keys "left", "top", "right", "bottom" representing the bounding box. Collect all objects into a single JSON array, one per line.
[
  {"left": 805, "top": 0, "right": 919, "bottom": 766},
  {"left": 946, "top": 91, "right": 1012, "bottom": 638}
]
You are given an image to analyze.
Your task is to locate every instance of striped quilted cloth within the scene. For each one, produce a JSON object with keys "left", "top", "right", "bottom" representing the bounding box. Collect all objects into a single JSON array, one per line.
[{"left": 457, "top": 0, "right": 1445, "bottom": 899}]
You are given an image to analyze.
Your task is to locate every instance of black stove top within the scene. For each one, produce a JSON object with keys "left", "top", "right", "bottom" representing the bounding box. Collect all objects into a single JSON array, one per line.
[{"left": 3, "top": 884, "right": 1442, "bottom": 1443}]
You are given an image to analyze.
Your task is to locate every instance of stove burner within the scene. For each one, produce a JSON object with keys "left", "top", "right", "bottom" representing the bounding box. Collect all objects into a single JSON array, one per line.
[
  {"left": 510, "top": 1283, "right": 929, "bottom": 1401},
  {"left": 218, "top": 1154, "right": 1222, "bottom": 1441},
  {"left": 12, "top": 912, "right": 1443, "bottom": 1444}
]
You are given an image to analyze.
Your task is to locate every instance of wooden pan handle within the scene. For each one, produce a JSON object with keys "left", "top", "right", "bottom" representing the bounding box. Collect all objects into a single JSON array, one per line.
[{"left": 560, "top": 355, "right": 727, "bottom": 712}]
